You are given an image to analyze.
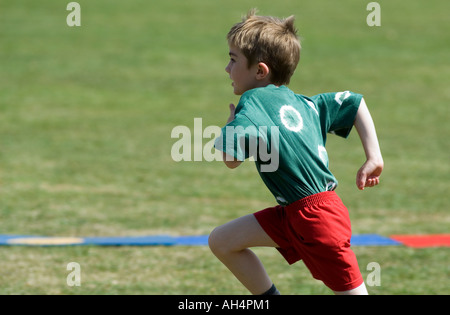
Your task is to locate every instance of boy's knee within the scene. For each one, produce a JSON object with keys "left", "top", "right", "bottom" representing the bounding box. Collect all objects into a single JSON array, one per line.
[
  {"left": 208, "top": 227, "right": 222, "bottom": 254},
  {"left": 208, "top": 226, "right": 231, "bottom": 257}
]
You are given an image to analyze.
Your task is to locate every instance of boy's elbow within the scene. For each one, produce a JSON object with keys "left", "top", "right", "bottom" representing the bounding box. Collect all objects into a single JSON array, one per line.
[
  {"left": 224, "top": 160, "right": 242, "bottom": 169},
  {"left": 222, "top": 153, "right": 242, "bottom": 169}
]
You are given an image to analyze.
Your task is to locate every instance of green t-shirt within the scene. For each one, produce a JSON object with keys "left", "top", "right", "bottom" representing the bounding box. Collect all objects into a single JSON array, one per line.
[{"left": 215, "top": 84, "right": 362, "bottom": 205}]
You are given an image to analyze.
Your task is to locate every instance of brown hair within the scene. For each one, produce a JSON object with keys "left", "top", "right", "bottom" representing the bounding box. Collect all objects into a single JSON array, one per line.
[{"left": 227, "top": 9, "right": 301, "bottom": 85}]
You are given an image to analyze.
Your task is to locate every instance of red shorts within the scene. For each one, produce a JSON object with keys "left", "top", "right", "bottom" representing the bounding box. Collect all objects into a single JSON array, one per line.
[{"left": 254, "top": 191, "right": 364, "bottom": 292}]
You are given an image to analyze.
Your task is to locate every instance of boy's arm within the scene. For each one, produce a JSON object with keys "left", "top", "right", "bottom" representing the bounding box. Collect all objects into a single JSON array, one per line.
[
  {"left": 354, "top": 98, "right": 384, "bottom": 190},
  {"left": 222, "top": 104, "right": 243, "bottom": 169}
]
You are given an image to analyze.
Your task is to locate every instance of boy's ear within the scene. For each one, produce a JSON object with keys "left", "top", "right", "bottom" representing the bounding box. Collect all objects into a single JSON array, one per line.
[{"left": 256, "top": 62, "right": 270, "bottom": 80}]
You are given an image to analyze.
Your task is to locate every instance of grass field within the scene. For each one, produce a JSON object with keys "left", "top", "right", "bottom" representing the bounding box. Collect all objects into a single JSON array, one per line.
[{"left": 0, "top": 0, "right": 449, "bottom": 294}]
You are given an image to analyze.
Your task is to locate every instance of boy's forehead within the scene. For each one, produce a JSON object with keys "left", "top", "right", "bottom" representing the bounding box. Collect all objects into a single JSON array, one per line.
[{"left": 228, "top": 45, "right": 242, "bottom": 57}]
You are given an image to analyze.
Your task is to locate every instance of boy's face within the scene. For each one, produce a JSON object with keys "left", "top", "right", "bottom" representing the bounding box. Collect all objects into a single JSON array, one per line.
[{"left": 225, "top": 44, "right": 261, "bottom": 95}]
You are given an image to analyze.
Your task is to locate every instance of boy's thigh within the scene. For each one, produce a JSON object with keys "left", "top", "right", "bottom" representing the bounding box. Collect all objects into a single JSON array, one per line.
[{"left": 210, "top": 214, "right": 279, "bottom": 250}]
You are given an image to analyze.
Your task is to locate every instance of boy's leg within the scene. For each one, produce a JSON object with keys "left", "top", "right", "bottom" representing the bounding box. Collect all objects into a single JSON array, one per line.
[
  {"left": 208, "top": 214, "right": 279, "bottom": 295},
  {"left": 333, "top": 282, "right": 368, "bottom": 295}
]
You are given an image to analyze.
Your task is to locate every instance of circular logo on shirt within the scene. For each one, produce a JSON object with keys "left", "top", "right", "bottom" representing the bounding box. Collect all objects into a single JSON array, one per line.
[{"left": 280, "top": 105, "right": 303, "bottom": 132}]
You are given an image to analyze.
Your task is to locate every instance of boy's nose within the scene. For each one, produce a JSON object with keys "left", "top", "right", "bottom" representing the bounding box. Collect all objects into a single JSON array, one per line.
[{"left": 225, "top": 63, "right": 231, "bottom": 74}]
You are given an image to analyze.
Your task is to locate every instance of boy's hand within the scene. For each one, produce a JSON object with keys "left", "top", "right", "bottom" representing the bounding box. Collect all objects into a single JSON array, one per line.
[
  {"left": 226, "top": 103, "right": 236, "bottom": 124},
  {"left": 356, "top": 159, "right": 383, "bottom": 190}
]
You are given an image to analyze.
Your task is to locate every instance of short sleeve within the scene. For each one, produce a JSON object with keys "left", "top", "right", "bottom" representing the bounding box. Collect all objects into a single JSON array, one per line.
[
  {"left": 311, "top": 91, "right": 362, "bottom": 138},
  {"left": 214, "top": 113, "right": 259, "bottom": 161}
]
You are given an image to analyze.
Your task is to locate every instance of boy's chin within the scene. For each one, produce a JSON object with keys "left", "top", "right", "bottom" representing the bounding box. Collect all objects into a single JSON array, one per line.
[
  {"left": 231, "top": 82, "right": 243, "bottom": 95},
  {"left": 232, "top": 86, "right": 245, "bottom": 95}
]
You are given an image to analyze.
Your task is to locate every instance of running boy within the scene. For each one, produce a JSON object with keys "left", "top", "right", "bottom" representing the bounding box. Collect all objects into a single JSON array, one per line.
[{"left": 209, "top": 10, "right": 384, "bottom": 295}]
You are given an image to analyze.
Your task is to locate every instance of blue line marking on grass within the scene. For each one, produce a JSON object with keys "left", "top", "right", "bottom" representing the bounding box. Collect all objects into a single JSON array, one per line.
[
  {"left": 0, "top": 234, "right": 401, "bottom": 247},
  {"left": 83, "top": 235, "right": 175, "bottom": 246},
  {"left": 351, "top": 234, "right": 401, "bottom": 246}
]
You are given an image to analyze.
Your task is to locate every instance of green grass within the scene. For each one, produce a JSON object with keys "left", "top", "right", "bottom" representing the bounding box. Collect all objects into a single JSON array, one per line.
[
  {"left": 0, "top": 0, "right": 449, "bottom": 294},
  {"left": 0, "top": 246, "right": 447, "bottom": 295}
]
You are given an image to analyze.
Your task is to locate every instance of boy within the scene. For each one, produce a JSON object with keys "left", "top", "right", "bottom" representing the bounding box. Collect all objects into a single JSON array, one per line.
[{"left": 209, "top": 10, "right": 384, "bottom": 295}]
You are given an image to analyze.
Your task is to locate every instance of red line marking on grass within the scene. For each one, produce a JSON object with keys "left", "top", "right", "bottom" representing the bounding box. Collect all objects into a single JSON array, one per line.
[{"left": 390, "top": 234, "right": 450, "bottom": 248}]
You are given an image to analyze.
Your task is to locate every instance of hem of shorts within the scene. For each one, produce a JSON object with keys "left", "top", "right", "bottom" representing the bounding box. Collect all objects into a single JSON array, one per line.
[{"left": 276, "top": 248, "right": 301, "bottom": 265}]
